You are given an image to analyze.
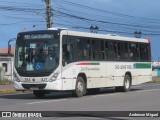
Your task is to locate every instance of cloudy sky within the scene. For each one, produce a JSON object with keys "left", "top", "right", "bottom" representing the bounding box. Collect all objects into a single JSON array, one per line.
[{"left": 0, "top": 0, "right": 160, "bottom": 60}]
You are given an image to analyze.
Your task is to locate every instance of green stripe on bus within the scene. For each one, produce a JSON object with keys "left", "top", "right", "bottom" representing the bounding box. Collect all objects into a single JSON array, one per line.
[
  {"left": 91, "top": 63, "right": 100, "bottom": 65},
  {"left": 134, "top": 63, "right": 151, "bottom": 69},
  {"left": 76, "top": 62, "right": 100, "bottom": 65}
]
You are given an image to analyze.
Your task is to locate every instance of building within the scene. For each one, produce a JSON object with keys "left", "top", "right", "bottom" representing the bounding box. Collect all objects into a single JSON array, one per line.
[{"left": 0, "top": 47, "right": 14, "bottom": 81}]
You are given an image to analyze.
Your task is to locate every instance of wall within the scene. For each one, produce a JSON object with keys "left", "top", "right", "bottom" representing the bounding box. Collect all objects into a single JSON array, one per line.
[{"left": 0, "top": 57, "right": 14, "bottom": 81}]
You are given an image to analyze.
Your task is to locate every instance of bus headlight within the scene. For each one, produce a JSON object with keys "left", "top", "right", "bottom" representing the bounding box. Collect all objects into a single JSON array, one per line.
[
  {"left": 14, "top": 73, "right": 20, "bottom": 82},
  {"left": 49, "top": 73, "right": 59, "bottom": 82}
]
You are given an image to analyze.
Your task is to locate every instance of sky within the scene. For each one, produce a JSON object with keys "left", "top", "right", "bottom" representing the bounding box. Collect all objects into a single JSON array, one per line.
[{"left": 0, "top": 0, "right": 160, "bottom": 61}]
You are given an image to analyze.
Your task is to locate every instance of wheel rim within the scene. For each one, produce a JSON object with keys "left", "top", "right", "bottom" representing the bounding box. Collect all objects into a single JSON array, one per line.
[
  {"left": 77, "top": 82, "right": 83, "bottom": 93},
  {"left": 125, "top": 76, "right": 130, "bottom": 89}
]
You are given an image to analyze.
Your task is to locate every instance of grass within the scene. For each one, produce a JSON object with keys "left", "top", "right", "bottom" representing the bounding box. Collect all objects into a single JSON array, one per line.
[{"left": 0, "top": 79, "right": 13, "bottom": 85}]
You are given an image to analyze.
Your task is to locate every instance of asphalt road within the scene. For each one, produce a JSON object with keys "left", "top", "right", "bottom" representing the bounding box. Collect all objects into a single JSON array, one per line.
[{"left": 0, "top": 83, "right": 160, "bottom": 120}]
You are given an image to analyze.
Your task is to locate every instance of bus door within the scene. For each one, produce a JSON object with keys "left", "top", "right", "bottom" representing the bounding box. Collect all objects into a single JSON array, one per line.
[{"left": 62, "top": 35, "right": 76, "bottom": 90}]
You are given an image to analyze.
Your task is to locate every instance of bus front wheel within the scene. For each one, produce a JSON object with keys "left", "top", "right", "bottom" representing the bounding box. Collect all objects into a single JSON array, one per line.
[
  {"left": 115, "top": 74, "right": 131, "bottom": 92},
  {"left": 33, "top": 90, "right": 46, "bottom": 98},
  {"left": 73, "top": 76, "right": 86, "bottom": 97}
]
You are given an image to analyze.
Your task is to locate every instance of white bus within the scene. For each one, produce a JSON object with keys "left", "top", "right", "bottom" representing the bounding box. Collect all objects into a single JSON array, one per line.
[{"left": 14, "top": 28, "right": 152, "bottom": 98}]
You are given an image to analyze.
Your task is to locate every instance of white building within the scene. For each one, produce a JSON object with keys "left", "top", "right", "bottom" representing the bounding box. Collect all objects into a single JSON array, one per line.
[{"left": 0, "top": 54, "right": 14, "bottom": 81}]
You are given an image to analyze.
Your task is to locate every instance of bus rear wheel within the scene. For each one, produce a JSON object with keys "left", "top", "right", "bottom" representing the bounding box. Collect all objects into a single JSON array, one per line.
[
  {"left": 73, "top": 76, "right": 86, "bottom": 97},
  {"left": 33, "top": 90, "right": 46, "bottom": 98},
  {"left": 115, "top": 74, "right": 131, "bottom": 92}
]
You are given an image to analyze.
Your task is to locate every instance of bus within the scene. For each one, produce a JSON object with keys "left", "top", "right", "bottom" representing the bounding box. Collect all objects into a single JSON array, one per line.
[{"left": 14, "top": 28, "right": 152, "bottom": 98}]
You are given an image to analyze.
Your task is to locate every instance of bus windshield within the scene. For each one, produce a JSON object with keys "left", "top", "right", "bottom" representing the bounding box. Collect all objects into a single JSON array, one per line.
[{"left": 15, "top": 32, "right": 60, "bottom": 76}]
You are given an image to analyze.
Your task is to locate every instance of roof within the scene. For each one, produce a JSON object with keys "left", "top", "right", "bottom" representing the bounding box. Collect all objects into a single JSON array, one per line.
[
  {"left": 0, "top": 47, "right": 14, "bottom": 55},
  {"left": 17, "top": 29, "right": 149, "bottom": 43},
  {"left": 62, "top": 30, "right": 148, "bottom": 43}
]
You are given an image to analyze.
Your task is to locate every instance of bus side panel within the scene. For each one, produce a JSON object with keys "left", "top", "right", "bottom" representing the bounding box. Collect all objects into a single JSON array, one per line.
[
  {"left": 136, "top": 67, "right": 152, "bottom": 85},
  {"left": 85, "top": 62, "right": 106, "bottom": 88},
  {"left": 106, "top": 62, "right": 124, "bottom": 87},
  {"left": 61, "top": 62, "right": 107, "bottom": 90},
  {"left": 106, "top": 62, "right": 152, "bottom": 87},
  {"left": 62, "top": 63, "right": 79, "bottom": 90}
]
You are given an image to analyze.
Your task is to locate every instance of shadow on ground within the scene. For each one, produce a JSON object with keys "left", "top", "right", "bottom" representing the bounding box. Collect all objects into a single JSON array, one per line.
[{"left": 0, "top": 87, "right": 143, "bottom": 100}]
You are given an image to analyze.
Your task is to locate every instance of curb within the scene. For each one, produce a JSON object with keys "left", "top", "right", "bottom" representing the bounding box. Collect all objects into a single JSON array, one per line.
[
  {"left": 151, "top": 80, "right": 160, "bottom": 83},
  {"left": 0, "top": 89, "right": 16, "bottom": 95},
  {"left": 152, "top": 78, "right": 160, "bottom": 83},
  {"left": 0, "top": 89, "right": 32, "bottom": 95}
]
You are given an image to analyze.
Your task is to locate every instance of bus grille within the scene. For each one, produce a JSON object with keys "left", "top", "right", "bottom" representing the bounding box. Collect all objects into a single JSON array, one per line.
[{"left": 22, "top": 84, "right": 46, "bottom": 90}]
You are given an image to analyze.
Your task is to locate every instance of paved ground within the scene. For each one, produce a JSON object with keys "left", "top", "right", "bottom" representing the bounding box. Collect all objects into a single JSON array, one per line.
[
  {"left": 0, "top": 83, "right": 160, "bottom": 120},
  {"left": 0, "top": 77, "right": 159, "bottom": 95}
]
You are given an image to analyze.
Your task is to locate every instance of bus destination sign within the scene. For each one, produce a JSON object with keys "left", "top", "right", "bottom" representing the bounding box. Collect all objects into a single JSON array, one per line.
[{"left": 24, "top": 34, "right": 54, "bottom": 40}]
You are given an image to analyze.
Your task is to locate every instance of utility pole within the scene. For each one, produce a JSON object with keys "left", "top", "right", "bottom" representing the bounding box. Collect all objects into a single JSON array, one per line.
[{"left": 45, "top": 0, "right": 53, "bottom": 28}]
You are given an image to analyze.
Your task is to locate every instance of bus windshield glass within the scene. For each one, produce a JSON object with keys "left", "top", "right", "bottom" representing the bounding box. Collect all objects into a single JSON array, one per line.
[{"left": 15, "top": 32, "right": 60, "bottom": 76}]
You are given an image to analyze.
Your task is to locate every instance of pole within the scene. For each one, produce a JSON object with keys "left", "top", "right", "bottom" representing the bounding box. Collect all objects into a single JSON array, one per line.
[
  {"left": 8, "top": 38, "right": 16, "bottom": 55},
  {"left": 45, "top": 0, "right": 53, "bottom": 28}
]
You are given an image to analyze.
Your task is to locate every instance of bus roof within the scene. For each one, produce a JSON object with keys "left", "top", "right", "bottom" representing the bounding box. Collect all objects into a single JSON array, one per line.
[
  {"left": 61, "top": 30, "right": 149, "bottom": 43},
  {"left": 18, "top": 29, "right": 149, "bottom": 43}
]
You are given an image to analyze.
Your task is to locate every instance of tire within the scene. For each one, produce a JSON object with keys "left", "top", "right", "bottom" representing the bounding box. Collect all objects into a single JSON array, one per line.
[
  {"left": 33, "top": 90, "right": 46, "bottom": 98},
  {"left": 115, "top": 74, "right": 131, "bottom": 92},
  {"left": 73, "top": 76, "right": 86, "bottom": 97}
]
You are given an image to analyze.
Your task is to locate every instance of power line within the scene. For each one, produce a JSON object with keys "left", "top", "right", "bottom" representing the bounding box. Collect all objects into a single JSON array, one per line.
[
  {"left": 0, "top": 0, "right": 159, "bottom": 37},
  {"left": 55, "top": 10, "right": 160, "bottom": 29},
  {"left": 56, "top": 0, "right": 160, "bottom": 23},
  {"left": 53, "top": 0, "right": 160, "bottom": 36}
]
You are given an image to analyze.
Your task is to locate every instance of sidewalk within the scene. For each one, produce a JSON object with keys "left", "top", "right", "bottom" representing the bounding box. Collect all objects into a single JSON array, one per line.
[
  {"left": 152, "top": 77, "right": 160, "bottom": 83},
  {"left": 0, "top": 84, "right": 16, "bottom": 94}
]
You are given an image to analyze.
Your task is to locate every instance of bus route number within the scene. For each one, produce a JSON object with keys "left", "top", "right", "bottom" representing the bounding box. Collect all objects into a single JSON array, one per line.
[{"left": 115, "top": 65, "right": 132, "bottom": 69}]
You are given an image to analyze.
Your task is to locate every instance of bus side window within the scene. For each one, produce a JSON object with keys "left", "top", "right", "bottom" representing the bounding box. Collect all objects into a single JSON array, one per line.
[
  {"left": 93, "top": 40, "right": 103, "bottom": 60},
  {"left": 101, "top": 40, "right": 105, "bottom": 60},
  {"left": 77, "top": 38, "right": 83, "bottom": 60},
  {"left": 84, "top": 40, "right": 91, "bottom": 60},
  {"left": 67, "top": 44, "right": 74, "bottom": 62},
  {"left": 63, "top": 43, "right": 74, "bottom": 66},
  {"left": 136, "top": 44, "right": 140, "bottom": 61},
  {"left": 116, "top": 42, "right": 121, "bottom": 60},
  {"left": 105, "top": 41, "right": 108, "bottom": 60},
  {"left": 140, "top": 44, "right": 149, "bottom": 61},
  {"left": 121, "top": 43, "right": 129, "bottom": 60},
  {"left": 129, "top": 43, "right": 136, "bottom": 61},
  {"left": 107, "top": 42, "right": 116, "bottom": 60},
  {"left": 91, "top": 40, "right": 95, "bottom": 60}
]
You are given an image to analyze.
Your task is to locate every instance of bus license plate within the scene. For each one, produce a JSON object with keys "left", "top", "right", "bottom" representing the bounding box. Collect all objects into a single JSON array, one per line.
[{"left": 30, "top": 87, "right": 39, "bottom": 90}]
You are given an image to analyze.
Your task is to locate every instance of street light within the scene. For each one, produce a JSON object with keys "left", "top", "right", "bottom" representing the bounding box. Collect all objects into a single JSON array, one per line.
[
  {"left": 90, "top": 26, "right": 99, "bottom": 33},
  {"left": 8, "top": 38, "right": 16, "bottom": 54},
  {"left": 90, "top": 26, "right": 94, "bottom": 33},
  {"left": 134, "top": 31, "right": 142, "bottom": 38},
  {"left": 94, "top": 26, "right": 99, "bottom": 33}
]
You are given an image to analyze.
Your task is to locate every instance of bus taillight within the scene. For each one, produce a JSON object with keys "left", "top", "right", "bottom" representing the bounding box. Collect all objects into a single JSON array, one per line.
[{"left": 146, "top": 37, "right": 151, "bottom": 43}]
